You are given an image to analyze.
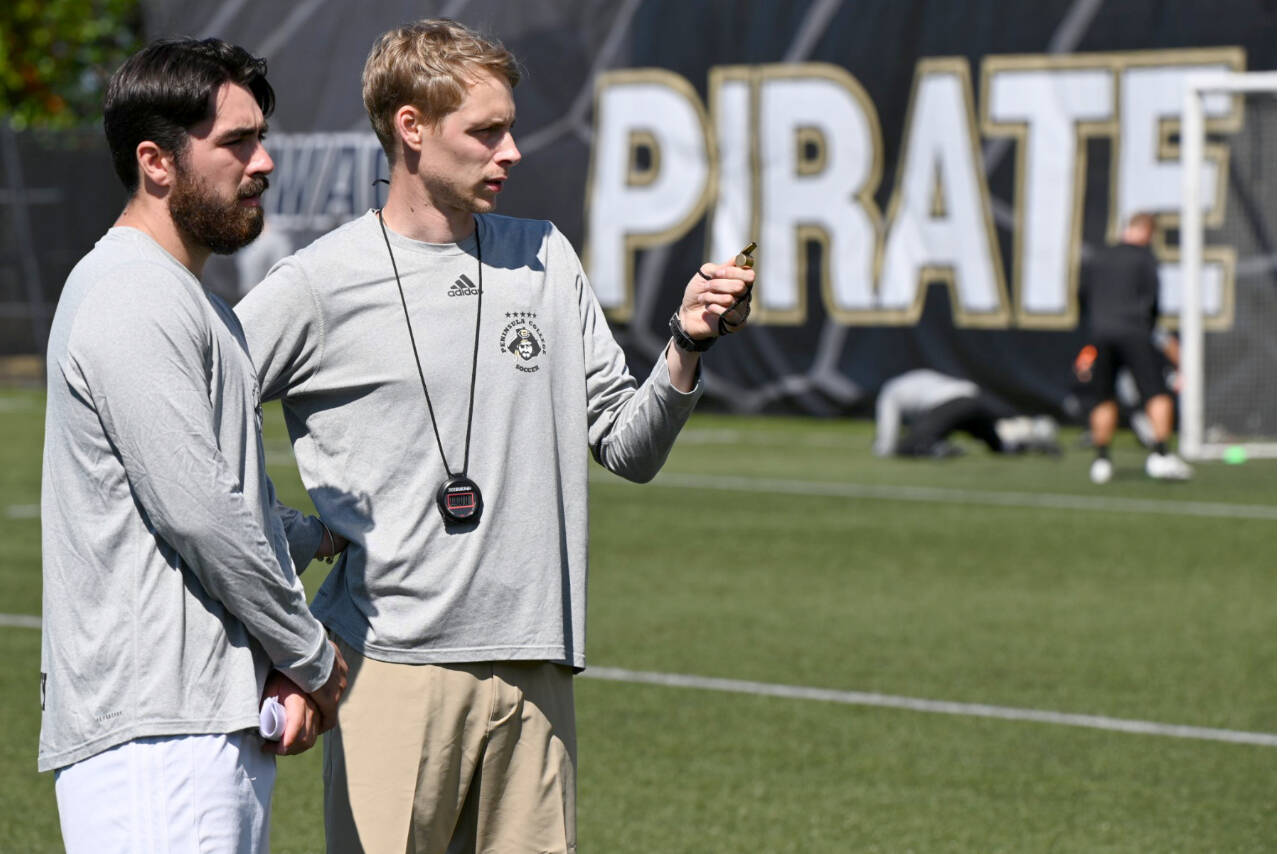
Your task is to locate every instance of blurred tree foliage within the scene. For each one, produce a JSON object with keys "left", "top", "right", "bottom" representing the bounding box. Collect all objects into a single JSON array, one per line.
[{"left": 0, "top": 0, "right": 144, "bottom": 129}]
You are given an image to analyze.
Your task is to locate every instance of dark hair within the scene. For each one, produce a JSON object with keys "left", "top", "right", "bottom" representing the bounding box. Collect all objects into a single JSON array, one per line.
[{"left": 104, "top": 38, "right": 275, "bottom": 192}]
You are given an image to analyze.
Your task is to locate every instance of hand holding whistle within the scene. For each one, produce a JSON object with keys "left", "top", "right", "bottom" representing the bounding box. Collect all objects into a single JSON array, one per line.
[{"left": 718, "top": 242, "right": 756, "bottom": 335}]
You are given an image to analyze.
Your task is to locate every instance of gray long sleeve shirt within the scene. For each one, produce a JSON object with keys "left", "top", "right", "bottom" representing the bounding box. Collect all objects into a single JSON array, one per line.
[
  {"left": 236, "top": 211, "right": 700, "bottom": 668},
  {"left": 39, "top": 228, "right": 333, "bottom": 772},
  {"left": 873, "top": 369, "right": 980, "bottom": 456}
]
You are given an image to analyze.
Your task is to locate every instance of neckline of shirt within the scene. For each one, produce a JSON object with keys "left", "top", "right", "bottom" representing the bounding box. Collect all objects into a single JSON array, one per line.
[
  {"left": 105, "top": 226, "right": 202, "bottom": 285},
  {"left": 368, "top": 210, "right": 480, "bottom": 258}
]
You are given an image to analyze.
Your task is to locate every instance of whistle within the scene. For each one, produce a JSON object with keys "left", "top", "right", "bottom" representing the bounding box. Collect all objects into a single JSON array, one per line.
[{"left": 735, "top": 242, "right": 757, "bottom": 269}]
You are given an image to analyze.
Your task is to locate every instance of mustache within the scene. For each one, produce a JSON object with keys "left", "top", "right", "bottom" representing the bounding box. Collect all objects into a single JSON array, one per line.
[{"left": 238, "top": 176, "right": 269, "bottom": 199}]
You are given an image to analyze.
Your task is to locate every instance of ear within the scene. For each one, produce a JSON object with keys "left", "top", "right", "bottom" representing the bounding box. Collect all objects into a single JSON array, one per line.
[
  {"left": 394, "top": 105, "right": 427, "bottom": 154},
  {"left": 136, "top": 140, "right": 178, "bottom": 190}
]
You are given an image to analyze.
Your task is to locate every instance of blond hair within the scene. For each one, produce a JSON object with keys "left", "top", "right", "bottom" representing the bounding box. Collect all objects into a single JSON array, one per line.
[
  {"left": 362, "top": 19, "right": 520, "bottom": 163},
  {"left": 1127, "top": 211, "right": 1156, "bottom": 232}
]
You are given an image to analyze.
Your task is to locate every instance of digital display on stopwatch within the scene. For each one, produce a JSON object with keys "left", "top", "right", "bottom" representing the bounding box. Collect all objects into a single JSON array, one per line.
[{"left": 436, "top": 475, "right": 483, "bottom": 525}]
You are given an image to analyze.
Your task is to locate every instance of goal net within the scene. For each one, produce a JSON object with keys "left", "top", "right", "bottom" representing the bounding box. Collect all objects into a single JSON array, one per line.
[{"left": 1179, "top": 72, "right": 1277, "bottom": 461}]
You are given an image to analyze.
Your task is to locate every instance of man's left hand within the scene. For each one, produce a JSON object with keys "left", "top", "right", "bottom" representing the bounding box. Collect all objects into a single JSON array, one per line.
[
  {"left": 260, "top": 670, "right": 320, "bottom": 756},
  {"left": 678, "top": 259, "right": 756, "bottom": 340}
]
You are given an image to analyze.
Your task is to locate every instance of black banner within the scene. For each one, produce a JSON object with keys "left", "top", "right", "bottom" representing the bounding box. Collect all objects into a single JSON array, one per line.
[{"left": 8, "top": 1, "right": 1275, "bottom": 417}]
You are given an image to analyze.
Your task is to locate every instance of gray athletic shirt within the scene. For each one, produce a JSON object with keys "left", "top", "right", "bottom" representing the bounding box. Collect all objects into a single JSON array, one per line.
[
  {"left": 873, "top": 369, "right": 980, "bottom": 456},
  {"left": 39, "top": 228, "right": 333, "bottom": 772},
  {"left": 236, "top": 211, "right": 701, "bottom": 667}
]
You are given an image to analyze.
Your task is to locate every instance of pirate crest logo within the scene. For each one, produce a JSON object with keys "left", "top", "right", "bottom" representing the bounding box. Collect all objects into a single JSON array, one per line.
[{"left": 499, "top": 313, "right": 548, "bottom": 373}]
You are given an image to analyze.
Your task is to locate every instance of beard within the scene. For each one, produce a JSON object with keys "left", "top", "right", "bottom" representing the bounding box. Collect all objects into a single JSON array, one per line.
[
  {"left": 169, "top": 163, "right": 269, "bottom": 255},
  {"left": 424, "top": 172, "right": 497, "bottom": 217}
]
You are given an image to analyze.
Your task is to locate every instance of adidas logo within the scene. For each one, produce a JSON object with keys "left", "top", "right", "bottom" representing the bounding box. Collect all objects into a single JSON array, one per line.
[{"left": 448, "top": 274, "right": 480, "bottom": 297}]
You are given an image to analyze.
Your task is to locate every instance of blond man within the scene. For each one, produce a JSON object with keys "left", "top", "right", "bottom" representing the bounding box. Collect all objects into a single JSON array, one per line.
[{"left": 236, "top": 18, "right": 752, "bottom": 853}]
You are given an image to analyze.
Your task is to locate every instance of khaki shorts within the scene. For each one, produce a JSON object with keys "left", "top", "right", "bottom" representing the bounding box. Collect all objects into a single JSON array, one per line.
[{"left": 323, "top": 637, "right": 576, "bottom": 854}]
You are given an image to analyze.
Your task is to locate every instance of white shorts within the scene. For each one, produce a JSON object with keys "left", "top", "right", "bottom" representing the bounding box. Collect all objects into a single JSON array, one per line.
[{"left": 54, "top": 731, "right": 276, "bottom": 854}]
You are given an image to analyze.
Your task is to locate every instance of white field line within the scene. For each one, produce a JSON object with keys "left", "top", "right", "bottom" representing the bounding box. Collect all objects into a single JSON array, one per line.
[
  {"left": 3, "top": 613, "right": 1270, "bottom": 746},
  {"left": 591, "top": 471, "right": 1276, "bottom": 521},
  {"left": 266, "top": 435, "right": 1275, "bottom": 522},
  {"left": 678, "top": 428, "right": 856, "bottom": 448},
  {"left": 583, "top": 666, "right": 1277, "bottom": 747},
  {"left": 14, "top": 470, "right": 1275, "bottom": 524}
]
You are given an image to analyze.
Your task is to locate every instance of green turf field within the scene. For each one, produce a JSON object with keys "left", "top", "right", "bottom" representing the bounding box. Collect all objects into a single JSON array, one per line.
[{"left": 1, "top": 386, "right": 1274, "bottom": 852}]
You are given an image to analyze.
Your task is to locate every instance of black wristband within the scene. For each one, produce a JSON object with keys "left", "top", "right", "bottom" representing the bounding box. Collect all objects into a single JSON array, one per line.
[{"left": 669, "top": 312, "right": 714, "bottom": 352}]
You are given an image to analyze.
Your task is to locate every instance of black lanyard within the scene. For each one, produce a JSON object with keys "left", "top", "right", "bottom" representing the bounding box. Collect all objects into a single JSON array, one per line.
[{"left": 376, "top": 209, "right": 485, "bottom": 525}]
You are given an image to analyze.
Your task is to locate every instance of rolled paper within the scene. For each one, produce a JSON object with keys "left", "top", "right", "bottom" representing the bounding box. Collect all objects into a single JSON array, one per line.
[{"left": 259, "top": 695, "right": 287, "bottom": 741}]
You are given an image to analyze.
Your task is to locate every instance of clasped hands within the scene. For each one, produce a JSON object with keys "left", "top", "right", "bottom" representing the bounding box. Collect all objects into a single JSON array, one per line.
[
  {"left": 260, "top": 639, "right": 349, "bottom": 755},
  {"left": 260, "top": 523, "right": 352, "bottom": 755}
]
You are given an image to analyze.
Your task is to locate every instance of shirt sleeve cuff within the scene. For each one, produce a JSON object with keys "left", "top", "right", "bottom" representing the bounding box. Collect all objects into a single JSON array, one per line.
[
  {"left": 657, "top": 342, "right": 705, "bottom": 404},
  {"left": 287, "top": 515, "right": 324, "bottom": 574},
  {"left": 277, "top": 626, "right": 334, "bottom": 694}
]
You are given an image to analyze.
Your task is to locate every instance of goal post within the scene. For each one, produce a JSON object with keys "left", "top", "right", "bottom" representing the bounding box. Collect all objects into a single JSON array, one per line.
[{"left": 1179, "top": 71, "right": 1277, "bottom": 461}]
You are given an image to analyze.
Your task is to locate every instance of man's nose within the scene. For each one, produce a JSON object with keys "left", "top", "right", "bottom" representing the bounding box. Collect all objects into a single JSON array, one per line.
[
  {"left": 250, "top": 139, "right": 274, "bottom": 176},
  {"left": 499, "top": 132, "right": 521, "bottom": 167}
]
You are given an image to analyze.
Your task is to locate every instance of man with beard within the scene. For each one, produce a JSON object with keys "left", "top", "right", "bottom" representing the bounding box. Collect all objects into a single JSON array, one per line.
[
  {"left": 236, "top": 19, "right": 753, "bottom": 853},
  {"left": 40, "top": 38, "right": 347, "bottom": 853}
]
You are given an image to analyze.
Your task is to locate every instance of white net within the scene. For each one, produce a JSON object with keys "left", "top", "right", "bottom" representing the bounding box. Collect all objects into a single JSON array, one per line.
[
  {"left": 1201, "top": 89, "right": 1276, "bottom": 449},
  {"left": 1181, "top": 78, "right": 1277, "bottom": 459}
]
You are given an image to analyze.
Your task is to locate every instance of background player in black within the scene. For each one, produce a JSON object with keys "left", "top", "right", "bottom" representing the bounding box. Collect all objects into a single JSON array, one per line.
[{"left": 1079, "top": 212, "right": 1192, "bottom": 483}]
